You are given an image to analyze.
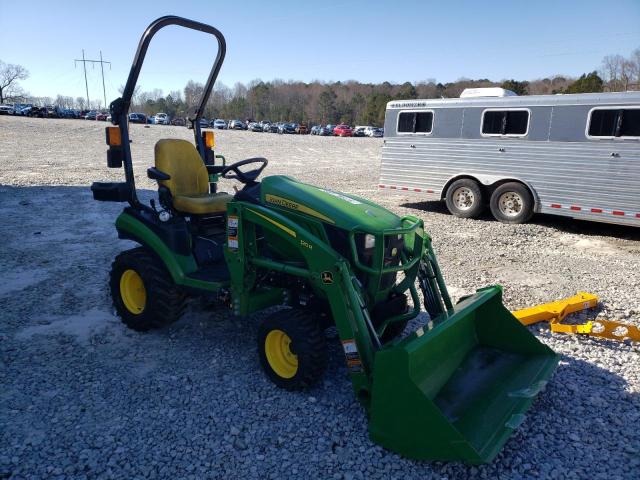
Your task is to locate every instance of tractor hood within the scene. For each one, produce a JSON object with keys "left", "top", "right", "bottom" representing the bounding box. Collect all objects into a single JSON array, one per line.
[{"left": 260, "top": 176, "right": 402, "bottom": 231}]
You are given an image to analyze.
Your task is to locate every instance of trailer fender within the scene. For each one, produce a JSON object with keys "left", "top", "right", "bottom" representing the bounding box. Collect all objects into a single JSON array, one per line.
[{"left": 441, "top": 173, "right": 540, "bottom": 211}]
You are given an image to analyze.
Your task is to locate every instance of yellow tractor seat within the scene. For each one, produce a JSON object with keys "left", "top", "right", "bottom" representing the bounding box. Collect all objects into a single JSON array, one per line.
[
  {"left": 172, "top": 192, "right": 231, "bottom": 215},
  {"left": 154, "top": 139, "right": 232, "bottom": 215}
]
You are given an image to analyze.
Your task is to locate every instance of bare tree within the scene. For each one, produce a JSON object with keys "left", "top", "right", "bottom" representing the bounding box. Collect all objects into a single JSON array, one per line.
[
  {"left": 183, "top": 80, "right": 204, "bottom": 108},
  {"left": 0, "top": 60, "right": 29, "bottom": 104},
  {"left": 233, "top": 82, "right": 247, "bottom": 99},
  {"left": 149, "top": 88, "right": 164, "bottom": 101},
  {"left": 629, "top": 48, "right": 640, "bottom": 90},
  {"left": 602, "top": 54, "right": 626, "bottom": 91},
  {"left": 118, "top": 84, "right": 142, "bottom": 104}
]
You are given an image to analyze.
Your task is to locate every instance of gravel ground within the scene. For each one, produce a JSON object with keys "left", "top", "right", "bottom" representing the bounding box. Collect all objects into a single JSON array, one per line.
[{"left": 1, "top": 115, "right": 639, "bottom": 479}]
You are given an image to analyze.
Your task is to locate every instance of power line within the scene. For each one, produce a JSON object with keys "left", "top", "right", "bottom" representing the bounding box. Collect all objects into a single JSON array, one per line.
[{"left": 74, "top": 50, "right": 111, "bottom": 108}]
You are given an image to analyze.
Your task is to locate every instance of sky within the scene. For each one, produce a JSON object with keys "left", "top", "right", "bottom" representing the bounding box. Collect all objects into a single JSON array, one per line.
[{"left": 1, "top": 0, "right": 639, "bottom": 107}]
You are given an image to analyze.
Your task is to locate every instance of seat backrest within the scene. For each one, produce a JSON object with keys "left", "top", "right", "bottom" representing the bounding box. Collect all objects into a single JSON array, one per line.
[{"left": 154, "top": 139, "right": 209, "bottom": 197}]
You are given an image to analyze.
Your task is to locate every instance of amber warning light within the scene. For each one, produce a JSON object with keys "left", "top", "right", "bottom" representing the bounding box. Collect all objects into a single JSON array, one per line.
[
  {"left": 203, "top": 130, "right": 215, "bottom": 149},
  {"left": 105, "top": 126, "right": 122, "bottom": 146}
]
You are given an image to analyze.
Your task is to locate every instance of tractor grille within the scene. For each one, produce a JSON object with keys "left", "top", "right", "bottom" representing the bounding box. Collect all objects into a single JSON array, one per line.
[
  {"left": 324, "top": 224, "right": 404, "bottom": 289},
  {"left": 380, "top": 234, "right": 403, "bottom": 289}
]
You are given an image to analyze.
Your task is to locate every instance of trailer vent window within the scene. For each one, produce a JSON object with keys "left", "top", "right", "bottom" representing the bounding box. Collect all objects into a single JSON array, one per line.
[
  {"left": 482, "top": 110, "right": 529, "bottom": 136},
  {"left": 398, "top": 111, "right": 433, "bottom": 134},
  {"left": 588, "top": 109, "right": 640, "bottom": 138}
]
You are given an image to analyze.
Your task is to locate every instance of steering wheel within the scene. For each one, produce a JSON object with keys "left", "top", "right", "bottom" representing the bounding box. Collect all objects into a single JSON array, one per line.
[{"left": 221, "top": 157, "right": 268, "bottom": 184}]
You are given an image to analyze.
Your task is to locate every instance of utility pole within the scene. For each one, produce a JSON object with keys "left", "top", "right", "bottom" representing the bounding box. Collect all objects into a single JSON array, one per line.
[
  {"left": 99, "top": 51, "right": 107, "bottom": 109},
  {"left": 77, "top": 50, "right": 90, "bottom": 107},
  {"left": 74, "top": 50, "right": 111, "bottom": 109}
]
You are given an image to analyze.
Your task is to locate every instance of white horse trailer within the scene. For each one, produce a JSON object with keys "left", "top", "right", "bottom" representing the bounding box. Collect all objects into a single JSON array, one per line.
[{"left": 379, "top": 90, "right": 640, "bottom": 227}]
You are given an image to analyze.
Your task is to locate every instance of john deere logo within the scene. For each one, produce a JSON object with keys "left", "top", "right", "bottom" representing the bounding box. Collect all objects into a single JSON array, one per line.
[{"left": 321, "top": 271, "right": 333, "bottom": 284}]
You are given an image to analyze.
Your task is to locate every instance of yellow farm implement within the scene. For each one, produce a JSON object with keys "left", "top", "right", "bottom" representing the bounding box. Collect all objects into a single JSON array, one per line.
[{"left": 513, "top": 292, "right": 639, "bottom": 343}]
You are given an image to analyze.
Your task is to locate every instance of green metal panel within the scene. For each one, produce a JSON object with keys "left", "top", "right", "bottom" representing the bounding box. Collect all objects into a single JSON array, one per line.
[
  {"left": 115, "top": 212, "right": 228, "bottom": 292},
  {"left": 224, "top": 201, "right": 378, "bottom": 398},
  {"left": 260, "top": 176, "right": 402, "bottom": 231},
  {"left": 368, "top": 286, "right": 558, "bottom": 464}
]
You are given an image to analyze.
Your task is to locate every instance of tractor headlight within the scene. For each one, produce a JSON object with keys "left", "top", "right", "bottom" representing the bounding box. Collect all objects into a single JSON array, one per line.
[{"left": 364, "top": 234, "right": 376, "bottom": 250}]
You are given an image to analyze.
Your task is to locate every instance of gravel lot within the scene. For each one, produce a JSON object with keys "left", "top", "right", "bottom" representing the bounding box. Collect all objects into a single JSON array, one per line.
[{"left": 1, "top": 115, "right": 639, "bottom": 479}]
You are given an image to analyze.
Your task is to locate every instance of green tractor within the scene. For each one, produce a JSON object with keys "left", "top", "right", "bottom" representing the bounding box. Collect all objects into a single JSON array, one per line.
[{"left": 92, "top": 16, "right": 558, "bottom": 464}]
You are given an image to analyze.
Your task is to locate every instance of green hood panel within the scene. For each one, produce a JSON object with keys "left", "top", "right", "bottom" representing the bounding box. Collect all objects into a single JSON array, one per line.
[{"left": 260, "top": 175, "right": 401, "bottom": 231}]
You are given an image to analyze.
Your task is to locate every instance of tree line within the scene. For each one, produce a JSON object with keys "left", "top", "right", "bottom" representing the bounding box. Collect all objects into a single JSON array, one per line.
[{"left": 2, "top": 48, "right": 639, "bottom": 126}]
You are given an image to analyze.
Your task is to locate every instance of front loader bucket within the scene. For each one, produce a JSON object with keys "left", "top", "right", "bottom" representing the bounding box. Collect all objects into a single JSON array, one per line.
[{"left": 368, "top": 286, "right": 558, "bottom": 464}]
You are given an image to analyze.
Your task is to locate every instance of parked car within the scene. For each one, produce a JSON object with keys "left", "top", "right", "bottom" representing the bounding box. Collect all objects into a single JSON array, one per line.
[
  {"left": 199, "top": 118, "right": 210, "bottom": 128},
  {"left": 352, "top": 125, "right": 369, "bottom": 137},
  {"left": 229, "top": 119, "right": 246, "bottom": 130},
  {"left": 128, "top": 113, "right": 147, "bottom": 123},
  {"left": 3, "top": 103, "right": 33, "bottom": 115},
  {"left": 248, "top": 122, "right": 263, "bottom": 132},
  {"left": 212, "top": 118, "right": 227, "bottom": 129},
  {"left": 28, "top": 107, "right": 46, "bottom": 118},
  {"left": 334, "top": 124, "right": 353, "bottom": 137},
  {"left": 84, "top": 110, "right": 98, "bottom": 120},
  {"left": 317, "top": 125, "right": 334, "bottom": 136},
  {"left": 96, "top": 112, "right": 109, "bottom": 121},
  {"left": 369, "top": 127, "right": 384, "bottom": 137},
  {"left": 153, "top": 112, "right": 169, "bottom": 125},
  {"left": 0, "top": 104, "right": 15, "bottom": 114},
  {"left": 265, "top": 122, "right": 279, "bottom": 133},
  {"left": 171, "top": 117, "right": 186, "bottom": 126},
  {"left": 362, "top": 126, "right": 376, "bottom": 137},
  {"left": 13, "top": 104, "right": 33, "bottom": 116},
  {"left": 17, "top": 105, "right": 35, "bottom": 116},
  {"left": 295, "top": 123, "right": 308, "bottom": 134},
  {"left": 278, "top": 122, "right": 297, "bottom": 134},
  {"left": 43, "top": 106, "right": 59, "bottom": 118}
]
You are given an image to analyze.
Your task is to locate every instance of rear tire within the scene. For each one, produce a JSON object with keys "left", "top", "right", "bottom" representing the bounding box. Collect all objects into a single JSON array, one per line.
[
  {"left": 257, "top": 309, "right": 327, "bottom": 390},
  {"left": 445, "top": 179, "right": 485, "bottom": 218},
  {"left": 110, "top": 247, "right": 185, "bottom": 332},
  {"left": 489, "top": 182, "right": 534, "bottom": 224}
]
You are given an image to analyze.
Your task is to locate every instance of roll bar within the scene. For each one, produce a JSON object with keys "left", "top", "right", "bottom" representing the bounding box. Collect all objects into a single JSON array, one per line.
[
  {"left": 118, "top": 16, "right": 226, "bottom": 122},
  {"left": 108, "top": 16, "right": 226, "bottom": 208}
]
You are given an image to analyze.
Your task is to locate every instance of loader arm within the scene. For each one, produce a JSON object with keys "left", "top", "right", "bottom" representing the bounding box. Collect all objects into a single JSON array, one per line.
[{"left": 225, "top": 200, "right": 387, "bottom": 401}]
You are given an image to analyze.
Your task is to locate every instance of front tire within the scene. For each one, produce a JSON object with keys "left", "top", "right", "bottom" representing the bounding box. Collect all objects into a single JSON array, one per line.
[
  {"left": 257, "top": 309, "right": 327, "bottom": 390},
  {"left": 489, "top": 182, "right": 534, "bottom": 224},
  {"left": 445, "top": 179, "right": 485, "bottom": 218},
  {"left": 110, "top": 247, "right": 185, "bottom": 332}
]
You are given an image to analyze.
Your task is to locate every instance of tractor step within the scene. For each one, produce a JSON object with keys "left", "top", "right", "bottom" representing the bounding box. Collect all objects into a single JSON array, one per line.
[{"left": 186, "top": 260, "right": 230, "bottom": 283}]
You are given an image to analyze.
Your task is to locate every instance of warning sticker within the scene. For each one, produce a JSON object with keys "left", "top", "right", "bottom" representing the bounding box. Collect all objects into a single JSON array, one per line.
[
  {"left": 342, "top": 339, "right": 363, "bottom": 373},
  {"left": 342, "top": 339, "right": 358, "bottom": 355},
  {"left": 227, "top": 216, "right": 239, "bottom": 250}
]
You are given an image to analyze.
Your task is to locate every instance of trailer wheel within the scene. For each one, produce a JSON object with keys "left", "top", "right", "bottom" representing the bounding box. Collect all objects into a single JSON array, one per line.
[
  {"left": 258, "top": 309, "right": 327, "bottom": 391},
  {"left": 489, "top": 182, "right": 534, "bottom": 224},
  {"left": 110, "top": 247, "right": 185, "bottom": 332},
  {"left": 445, "top": 179, "right": 485, "bottom": 218}
]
